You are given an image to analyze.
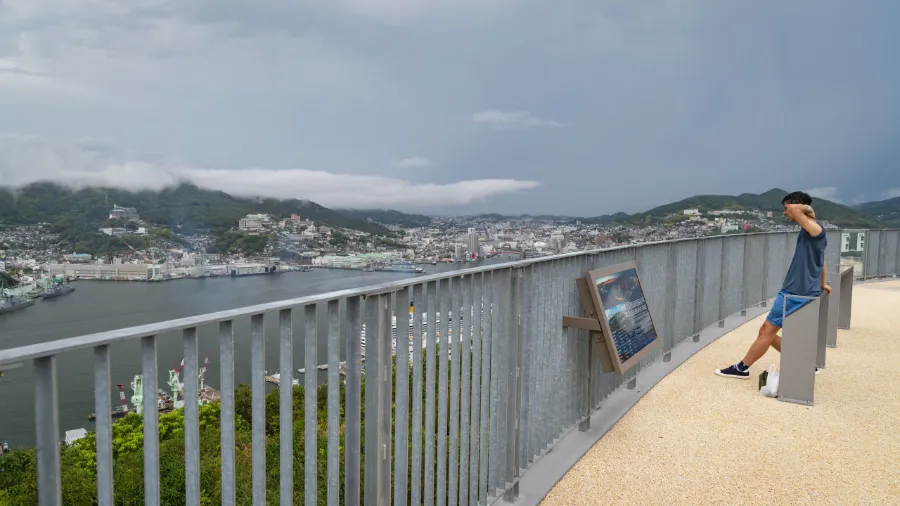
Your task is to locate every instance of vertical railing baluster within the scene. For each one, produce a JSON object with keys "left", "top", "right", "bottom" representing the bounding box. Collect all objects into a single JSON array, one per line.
[
  {"left": 718, "top": 238, "right": 727, "bottom": 327},
  {"left": 410, "top": 284, "right": 425, "bottom": 506},
  {"left": 306, "top": 304, "right": 321, "bottom": 506},
  {"left": 500, "top": 268, "right": 514, "bottom": 495},
  {"left": 379, "top": 294, "right": 393, "bottom": 504},
  {"left": 458, "top": 274, "right": 472, "bottom": 506},
  {"left": 327, "top": 300, "right": 341, "bottom": 506},
  {"left": 364, "top": 297, "right": 381, "bottom": 506},
  {"left": 521, "top": 264, "right": 535, "bottom": 457},
  {"left": 437, "top": 277, "right": 451, "bottom": 505},
  {"left": 394, "top": 288, "right": 411, "bottom": 506},
  {"left": 279, "top": 308, "right": 294, "bottom": 506},
  {"left": 740, "top": 235, "right": 750, "bottom": 315},
  {"left": 35, "top": 355, "right": 61, "bottom": 506},
  {"left": 469, "top": 272, "right": 484, "bottom": 506},
  {"left": 219, "top": 320, "right": 236, "bottom": 506},
  {"left": 479, "top": 271, "right": 493, "bottom": 503},
  {"left": 488, "top": 269, "right": 504, "bottom": 497},
  {"left": 693, "top": 239, "right": 706, "bottom": 338},
  {"left": 448, "top": 276, "right": 462, "bottom": 506},
  {"left": 424, "top": 280, "right": 438, "bottom": 506},
  {"left": 665, "top": 244, "right": 678, "bottom": 348},
  {"left": 250, "top": 314, "right": 266, "bottom": 506},
  {"left": 93, "top": 345, "right": 113, "bottom": 506},
  {"left": 183, "top": 327, "right": 200, "bottom": 505},
  {"left": 505, "top": 267, "right": 525, "bottom": 501},
  {"left": 142, "top": 335, "right": 160, "bottom": 506},
  {"left": 344, "top": 296, "right": 363, "bottom": 506}
]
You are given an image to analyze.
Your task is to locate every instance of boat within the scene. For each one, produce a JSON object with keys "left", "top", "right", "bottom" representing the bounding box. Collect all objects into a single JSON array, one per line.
[
  {"left": 375, "top": 262, "right": 426, "bottom": 274},
  {"left": 129, "top": 375, "right": 174, "bottom": 415},
  {"left": 88, "top": 384, "right": 130, "bottom": 421},
  {"left": 88, "top": 404, "right": 130, "bottom": 421},
  {"left": 26, "top": 287, "right": 45, "bottom": 300},
  {"left": 42, "top": 278, "right": 75, "bottom": 300},
  {"left": 0, "top": 291, "right": 35, "bottom": 315}
]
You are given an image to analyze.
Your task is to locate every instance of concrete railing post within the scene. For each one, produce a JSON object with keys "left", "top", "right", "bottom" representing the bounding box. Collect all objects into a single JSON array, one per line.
[
  {"left": 839, "top": 265, "right": 854, "bottom": 330},
  {"left": 778, "top": 296, "right": 821, "bottom": 406}
]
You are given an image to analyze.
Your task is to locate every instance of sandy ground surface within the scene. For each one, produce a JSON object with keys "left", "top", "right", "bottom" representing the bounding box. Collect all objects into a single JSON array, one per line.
[{"left": 542, "top": 280, "right": 900, "bottom": 506}]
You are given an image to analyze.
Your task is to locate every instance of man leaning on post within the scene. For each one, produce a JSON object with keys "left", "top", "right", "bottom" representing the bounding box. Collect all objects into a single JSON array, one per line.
[{"left": 715, "top": 191, "right": 830, "bottom": 379}]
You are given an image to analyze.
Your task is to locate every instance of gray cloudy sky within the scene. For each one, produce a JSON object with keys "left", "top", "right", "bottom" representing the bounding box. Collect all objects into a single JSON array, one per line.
[{"left": 1, "top": 0, "right": 899, "bottom": 215}]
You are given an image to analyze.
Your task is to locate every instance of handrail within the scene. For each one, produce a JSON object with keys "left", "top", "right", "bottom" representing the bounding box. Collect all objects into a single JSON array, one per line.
[{"left": 0, "top": 228, "right": 866, "bottom": 366}]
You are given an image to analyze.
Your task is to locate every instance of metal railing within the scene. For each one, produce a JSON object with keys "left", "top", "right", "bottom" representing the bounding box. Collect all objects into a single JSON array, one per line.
[{"left": 1, "top": 228, "right": 899, "bottom": 506}]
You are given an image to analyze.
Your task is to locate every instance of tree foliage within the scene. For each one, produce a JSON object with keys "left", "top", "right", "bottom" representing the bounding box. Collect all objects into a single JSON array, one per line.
[
  {"left": 0, "top": 354, "right": 475, "bottom": 505},
  {"left": 335, "top": 208, "right": 433, "bottom": 228},
  {"left": 0, "top": 271, "right": 18, "bottom": 287},
  {"left": 207, "top": 232, "right": 271, "bottom": 255}
]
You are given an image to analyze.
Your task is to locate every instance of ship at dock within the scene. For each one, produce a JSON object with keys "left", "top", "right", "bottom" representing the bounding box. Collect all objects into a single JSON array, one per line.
[
  {"left": 373, "top": 261, "right": 425, "bottom": 274},
  {"left": 0, "top": 282, "right": 35, "bottom": 315},
  {"left": 359, "top": 302, "right": 493, "bottom": 361},
  {"left": 87, "top": 356, "right": 220, "bottom": 420},
  {"left": 42, "top": 278, "right": 75, "bottom": 300}
]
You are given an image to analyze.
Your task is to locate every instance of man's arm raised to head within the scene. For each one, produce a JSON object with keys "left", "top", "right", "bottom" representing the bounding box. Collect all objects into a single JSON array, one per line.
[{"left": 786, "top": 204, "right": 824, "bottom": 237}]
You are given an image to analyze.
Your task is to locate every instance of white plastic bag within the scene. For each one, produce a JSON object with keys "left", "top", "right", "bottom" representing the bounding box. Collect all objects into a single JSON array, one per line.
[{"left": 760, "top": 363, "right": 779, "bottom": 397}]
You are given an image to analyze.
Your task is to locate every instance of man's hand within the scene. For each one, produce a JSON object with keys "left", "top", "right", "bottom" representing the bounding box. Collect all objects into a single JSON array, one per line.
[
  {"left": 822, "top": 282, "right": 832, "bottom": 296},
  {"left": 785, "top": 204, "right": 823, "bottom": 237},
  {"left": 785, "top": 203, "right": 815, "bottom": 218}
]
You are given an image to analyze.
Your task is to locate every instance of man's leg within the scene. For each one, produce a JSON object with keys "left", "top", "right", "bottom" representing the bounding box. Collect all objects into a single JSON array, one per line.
[
  {"left": 715, "top": 292, "right": 786, "bottom": 380},
  {"left": 740, "top": 320, "right": 781, "bottom": 366},
  {"left": 715, "top": 320, "right": 781, "bottom": 379}
]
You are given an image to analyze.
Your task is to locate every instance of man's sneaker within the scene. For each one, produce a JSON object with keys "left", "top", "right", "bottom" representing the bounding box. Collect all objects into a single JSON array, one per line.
[
  {"left": 815, "top": 367, "right": 822, "bottom": 376},
  {"left": 715, "top": 364, "right": 750, "bottom": 379}
]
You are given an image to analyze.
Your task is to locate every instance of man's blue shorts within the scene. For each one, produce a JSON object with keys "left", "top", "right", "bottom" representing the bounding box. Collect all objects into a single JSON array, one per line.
[{"left": 766, "top": 290, "right": 817, "bottom": 328}]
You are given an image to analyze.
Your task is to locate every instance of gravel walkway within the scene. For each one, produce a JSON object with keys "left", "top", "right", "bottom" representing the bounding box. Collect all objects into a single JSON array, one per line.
[{"left": 542, "top": 280, "right": 900, "bottom": 505}]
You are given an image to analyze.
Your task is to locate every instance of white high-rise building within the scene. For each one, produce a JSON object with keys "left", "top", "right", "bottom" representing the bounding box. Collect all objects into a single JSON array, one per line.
[{"left": 467, "top": 228, "right": 480, "bottom": 258}]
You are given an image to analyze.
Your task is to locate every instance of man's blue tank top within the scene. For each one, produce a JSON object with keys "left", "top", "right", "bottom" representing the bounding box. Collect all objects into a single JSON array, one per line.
[{"left": 782, "top": 223, "right": 827, "bottom": 296}]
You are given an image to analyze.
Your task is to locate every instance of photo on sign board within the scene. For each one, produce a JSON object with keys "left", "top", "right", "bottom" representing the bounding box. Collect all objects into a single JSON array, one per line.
[{"left": 586, "top": 261, "right": 660, "bottom": 373}]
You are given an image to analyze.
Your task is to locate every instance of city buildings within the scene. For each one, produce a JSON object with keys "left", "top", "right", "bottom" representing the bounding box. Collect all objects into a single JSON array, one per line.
[
  {"left": 0, "top": 201, "right": 813, "bottom": 284},
  {"left": 238, "top": 216, "right": 266, "bottom": 234},
  {"left": 63, "top": 253, "right": 93, "bottom": 263}
]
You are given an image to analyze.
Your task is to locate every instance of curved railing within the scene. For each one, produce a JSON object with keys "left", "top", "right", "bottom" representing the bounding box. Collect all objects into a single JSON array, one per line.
[{"left": 1, "top": 228, "right": 899, "bottom": 505}]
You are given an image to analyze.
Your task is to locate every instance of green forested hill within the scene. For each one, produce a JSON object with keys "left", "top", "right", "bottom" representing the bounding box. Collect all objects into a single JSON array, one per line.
[
  {"left": 0, "top": 182, "right": 389, "bottom": 235},
  {"left": 857, "top": 196, "right": 900, "bottom": 227},
  {"left": 582, "top": 188, "right": 885, "bottom": 228},
  {"left": 336, "top": 208, "right": 433, "bottom": 227}
]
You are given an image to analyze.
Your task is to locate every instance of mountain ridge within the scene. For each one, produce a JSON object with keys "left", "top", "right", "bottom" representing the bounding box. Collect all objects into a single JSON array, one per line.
[
  {"left": 856, "top": 196, "right": 900, "bottom": 227},
  {"left": 582, "top": 188, "right": 885, "bottom": 228},
  {"left": 0, "top": 182, "right": 390, "bottom": 235},
  {"left": 462, "top": 189, "right": 887, "bottom": 229},
  {"left": 1, "top": 182, "right": 893, "bottom": 233}
]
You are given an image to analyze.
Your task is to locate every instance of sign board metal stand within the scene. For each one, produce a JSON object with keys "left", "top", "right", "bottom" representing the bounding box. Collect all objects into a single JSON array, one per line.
[
  {"left": 562, "top": 277, "right": 616, "bottom": 375},
  {"left": 563, "top": 261, "right": 663, "bottom": 430},
  {"left": 563, "top": 277, "right": 615, "bottom": 432}
]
